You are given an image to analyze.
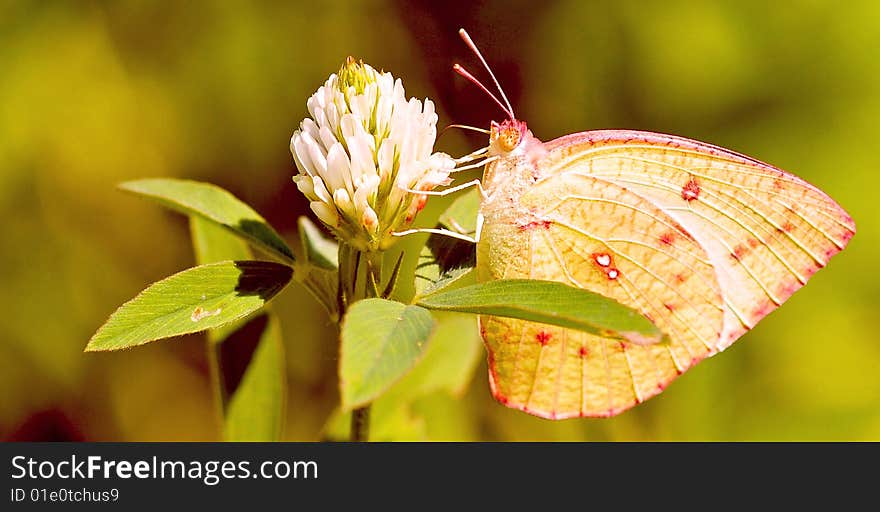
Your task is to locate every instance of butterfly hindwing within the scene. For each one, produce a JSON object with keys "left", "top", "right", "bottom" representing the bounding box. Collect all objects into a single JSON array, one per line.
[{"left": 543, "top": 130, "right": 856, "bottom": 349}]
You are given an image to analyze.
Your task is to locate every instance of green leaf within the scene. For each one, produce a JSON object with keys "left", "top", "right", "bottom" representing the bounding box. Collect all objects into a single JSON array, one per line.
[
  {"left": 191, "top": 218, "right": 286, "bottom": 441},
  {"left": 438, "top": 188, "right": 479, "bottom": 233},
  {"left": 417, "top": 279, "right": 663, "bottom": 345},
  {"left": 86, "top": 261, "right": 293, "bottom": 351},
  {"left": 190, "top": 214, "right": 252, "bottom": 264},
  {"left": 322, "top": 312, "right": 482, "bottom": 441},
  {"left": 381, "top": 251, "right": 406, "bottom": 299},
  {"left": 190, "top": 215, "right": 253, "bottom": 343},
  {"left": 339, "top": 298, "right": 435, "bottom": 410},
  {"left": 297, "top": 216, "right": 337, "bottom": 271},
  {"left": 119, "top": 178, "right": 294, "bottom": 264},
  {"left": 414, "top": 264, "right": 475, "bottom": 299},
  {"left": 294, "top": 216, "right": 338, "bottom": 317},
  {"left": 224, "top": 314, "right": 286, "bottom": 441},
  {"left": 413, "top": 189, "right": 479, "bottom": 298},
  {"left": 379, "top": 311, "right": 481, "bottom": 401}
]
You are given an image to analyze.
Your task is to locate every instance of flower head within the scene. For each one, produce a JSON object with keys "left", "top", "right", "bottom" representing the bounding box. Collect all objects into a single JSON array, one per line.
[{"left": 291, "top": 57, "right": 454, "bottom": 251}]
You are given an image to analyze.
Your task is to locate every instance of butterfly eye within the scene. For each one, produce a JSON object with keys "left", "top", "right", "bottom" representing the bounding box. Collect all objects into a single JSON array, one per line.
[
  {"left": 488, "top": 120, "right": 525, "bottom": 155},
  {"left": 500, "top": 125, "right": 521, "bottom": 151}
]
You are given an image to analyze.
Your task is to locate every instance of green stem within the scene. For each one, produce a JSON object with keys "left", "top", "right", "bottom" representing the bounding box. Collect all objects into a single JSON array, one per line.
[
  {"left": 206, "top": 340, "right": 228, "bottom": 438},
  {"left": 338, "top": 244, "right": 384, "bottom": 442}
]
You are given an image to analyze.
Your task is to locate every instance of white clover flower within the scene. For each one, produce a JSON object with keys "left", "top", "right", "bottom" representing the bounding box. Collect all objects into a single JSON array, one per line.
[{"left": 291, "top": 57, "right": 454, "bottom": 251}]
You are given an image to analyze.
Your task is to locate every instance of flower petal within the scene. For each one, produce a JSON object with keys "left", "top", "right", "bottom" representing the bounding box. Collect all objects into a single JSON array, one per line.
[
  {"left": 325, "top": 142, "right": 352, "bottom": 194},
  {"left": 333, "top": 188, "right": 356, "bottom": 218},
  {"left": 293, "top": 174, "right": 316, "bottom": 200},
  {"left": 310, "top": 201, "right": 338, "bottom": 227},
  {"left": 311, "top": 176, "right": 332, "bottom": 204},
  {"left": 292, "top": 132, "right": 317, "bottom": 177}
]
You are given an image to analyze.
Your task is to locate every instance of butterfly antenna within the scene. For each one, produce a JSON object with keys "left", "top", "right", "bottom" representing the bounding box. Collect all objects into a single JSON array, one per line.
[
  {"left": 441, "top": 124, "right": 491, "bottom": 137},
  {"left": 458, "top": 28, "right": 515, "bottom": 120},
  {"left": 453, "top": 63, "right": 514, "bottom": 120}
]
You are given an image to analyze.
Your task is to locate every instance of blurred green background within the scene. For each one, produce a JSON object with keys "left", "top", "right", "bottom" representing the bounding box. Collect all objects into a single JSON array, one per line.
[{"left": 1, "top": 0, "right": 877, "bottom": 441}]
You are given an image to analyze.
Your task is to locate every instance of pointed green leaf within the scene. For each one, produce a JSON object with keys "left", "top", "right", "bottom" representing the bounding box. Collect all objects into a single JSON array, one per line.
[
  {"left": 382, "top": 252, "right": 406, "bottom": 299},
  {"left": 190, "top": 218, "right": 286, "bottom": 441},
  {"left": 86, "top": 261, "right": 293, "bottom": 351},
  {"left": 297, "top": 216, "right": 338, "bottom": 271},
  {"left": 339, "top": 298, "right": 435, "bottom": 410},
  {"left": 414, "top": 264, "right": 475, "bottom": 299},
  {"left": 190, "top": 214, "right": 252, "bottom": 264},
  {"left": 438, "top": 188, "right": 479, "bottom": 233},
  {"left": 417, "top": 279, "right": 663, "bottom": 344},
  {"left": 414, "top": 190, "right": 478, "bottom": 298},
  {"left": 119, "top": 178, "right": 294, "bottom": 264},
  {"left": 224, "top": 314, "right": 286, "bottom": 441},
  {"left": 323, "top": 312, "right": 482, "bottom": 441},
  {"left": 385, "top": 312, "right": 482, "bottom": 399},
  {"left": 294, "top": 216, "right": 338, "bottom": 317},
  {"left": 190, "top": 215, "right": 253, "bottom": 343}
]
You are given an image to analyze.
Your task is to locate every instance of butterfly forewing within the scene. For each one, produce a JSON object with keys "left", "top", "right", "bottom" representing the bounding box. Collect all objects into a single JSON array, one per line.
[{"left": 543, "top": 131, "right": 856, "bottom": 349}]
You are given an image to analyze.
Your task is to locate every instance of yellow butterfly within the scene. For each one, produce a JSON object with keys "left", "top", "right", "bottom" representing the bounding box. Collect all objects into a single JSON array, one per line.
[{"left": 407, "top": 30, "right": 856, "bottom": 419}]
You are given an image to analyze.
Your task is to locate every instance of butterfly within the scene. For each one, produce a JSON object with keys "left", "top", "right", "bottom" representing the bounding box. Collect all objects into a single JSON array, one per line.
[{"left": 411, "top": 29, "right": 856, "bottom": 419}]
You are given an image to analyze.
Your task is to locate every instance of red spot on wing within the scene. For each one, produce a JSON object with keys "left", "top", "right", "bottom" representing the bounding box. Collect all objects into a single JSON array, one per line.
[
  {"left": 681, "top": 177, "right": 701, "bottom": 202},
  {"left": 518, "top": 220, "right": 552, "bottom": 231},
  {"left": 618, "top": 341, "right": 629, "bottom": 351},
  {"left": 824, "top": 245, "right": 839, "bottom": 260},
  {"left": 536, "top": 331, "right": 552, "bottom": 345},
  {"left": 592, "top": 253, "right": 621, "bottom": 279},
  {"left": 659, "top": 231, "right": 676, "bottom": 246},
  {"left": 673, "top": 273, "right": 686, "bottom": 284},
  {"left": 663, "top": 303, "right": 676, "bottom": 312},
  {"left": 782, "top": 221, "right": 795, "bottom": 233},
  {"left": 731, "top": 244, "right": 748, "bottom": 261},
  {"left": 748, "top": 238, "right": 760, "bottom": 249},
  {"left": 578, "top": 346, "right": 589, "bottom": 358}
]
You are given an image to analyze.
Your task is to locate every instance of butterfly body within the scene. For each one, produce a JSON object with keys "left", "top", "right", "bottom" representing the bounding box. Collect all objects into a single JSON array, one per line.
[{"left": 475, "top": 122, "right": 855, "bottom": 419}]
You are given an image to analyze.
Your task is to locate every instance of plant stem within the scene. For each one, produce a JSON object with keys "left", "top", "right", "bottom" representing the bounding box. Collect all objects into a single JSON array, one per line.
[
  {"left": 206, "top": 339, "right": 228, "bottom": 438},
  {"left": 339, "top": 244, "right": 384, "bottom": 442},
  {"left": 350, "top": 406, "right": 371, "bottom": 442}
]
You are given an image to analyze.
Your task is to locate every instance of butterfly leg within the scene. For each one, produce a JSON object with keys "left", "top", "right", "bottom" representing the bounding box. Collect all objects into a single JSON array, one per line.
[
  {"left": 402, "top": 179, "right": 488, "bottom": 200},
  {"left": 393, "top": 180, "right": 486, "bottom": 243},
  {"left": 391, "top": 227, "right": 477, "bottom": 243},
  {"left": 391, "top": 212, "right": 484, "bottom": 244}
]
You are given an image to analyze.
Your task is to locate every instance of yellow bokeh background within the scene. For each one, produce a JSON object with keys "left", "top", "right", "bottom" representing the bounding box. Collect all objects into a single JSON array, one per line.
[{"left": 1, "top": 1, "right": 877, "bottom": 440}]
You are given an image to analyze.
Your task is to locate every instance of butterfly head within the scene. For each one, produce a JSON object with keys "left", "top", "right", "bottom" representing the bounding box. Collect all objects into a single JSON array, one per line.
[{"left": 489, "top": 119, "right": 532, "bottom": 156}]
